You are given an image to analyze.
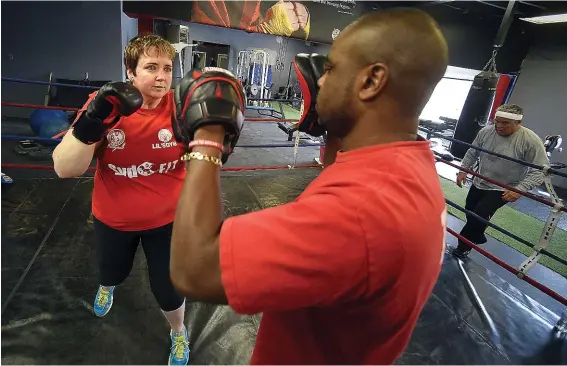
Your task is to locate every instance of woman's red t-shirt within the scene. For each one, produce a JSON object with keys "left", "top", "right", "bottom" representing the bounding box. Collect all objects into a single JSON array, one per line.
[{"left": 83, "top": 90, "right": 186, "bottom": 231}]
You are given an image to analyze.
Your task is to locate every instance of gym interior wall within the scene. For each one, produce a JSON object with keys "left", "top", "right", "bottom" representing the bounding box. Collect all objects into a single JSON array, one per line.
[
  {"left": 508, "top": 23, "right": 567, "bottom": 189},
  {"left": 120, "top": 8, "right": 138, "bottom": 79},
  {"left": 171, "top": 21, "right": 321, "bottom": 93},
  {"left": 419, "top": 4, "right": 531, "bottom": 74},
  {"left": 2, "top": 1, "right": 124, "bottom": 119}
]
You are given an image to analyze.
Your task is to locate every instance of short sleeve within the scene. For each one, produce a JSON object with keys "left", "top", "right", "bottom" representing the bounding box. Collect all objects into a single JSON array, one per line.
[{"left": 219, "top": 186, "right": 369, "bottom": 315}]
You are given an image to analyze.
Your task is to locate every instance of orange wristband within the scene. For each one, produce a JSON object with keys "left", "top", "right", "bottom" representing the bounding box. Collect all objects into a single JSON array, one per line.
[{"left": 188, "top": 139, "right": 224, "bottom": 152}]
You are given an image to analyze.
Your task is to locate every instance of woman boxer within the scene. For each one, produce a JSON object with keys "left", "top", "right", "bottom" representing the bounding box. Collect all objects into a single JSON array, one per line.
[{"left": 52, "top": 34, "right": 190, "bottom": 366}]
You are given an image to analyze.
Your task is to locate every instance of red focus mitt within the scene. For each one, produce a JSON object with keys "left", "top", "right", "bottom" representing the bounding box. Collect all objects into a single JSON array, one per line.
[{"left": 293, "top": 53, "right": 326, "bottom": 137}]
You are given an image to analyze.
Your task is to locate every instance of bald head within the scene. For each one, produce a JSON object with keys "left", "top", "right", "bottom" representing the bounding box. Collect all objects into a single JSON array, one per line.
[
  {"left": 340, "top": 8, "right": 448, "bottom": 115},
  {"left": 316, "top": 8, "right": 449, "bottom": 140}
]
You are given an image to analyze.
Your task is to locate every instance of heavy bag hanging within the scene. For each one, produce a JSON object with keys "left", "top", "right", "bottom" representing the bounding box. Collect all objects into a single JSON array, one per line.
[{"left": 450, "top": 71, "right": 499, "bottom": 159}]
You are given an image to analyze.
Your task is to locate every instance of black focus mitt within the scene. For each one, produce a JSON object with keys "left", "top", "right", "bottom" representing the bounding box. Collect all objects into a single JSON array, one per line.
[{"left": 172, "top": 68, "right": 246, "bottom": 162}]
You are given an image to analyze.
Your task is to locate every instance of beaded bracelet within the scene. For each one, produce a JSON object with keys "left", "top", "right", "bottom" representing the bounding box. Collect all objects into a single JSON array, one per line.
[{"left": 188, "top": 139, "right": 224, "bottom": 153}]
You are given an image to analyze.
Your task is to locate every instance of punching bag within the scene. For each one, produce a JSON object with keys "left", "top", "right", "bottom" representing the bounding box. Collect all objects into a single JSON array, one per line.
[{"left": 450, "top": 71, "right": 499, "bottom": 159}]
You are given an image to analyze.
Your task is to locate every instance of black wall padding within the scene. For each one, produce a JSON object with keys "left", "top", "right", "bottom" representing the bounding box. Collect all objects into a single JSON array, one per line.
[{"left": 49, "top": 79, "right": 109, "bottom": 109}]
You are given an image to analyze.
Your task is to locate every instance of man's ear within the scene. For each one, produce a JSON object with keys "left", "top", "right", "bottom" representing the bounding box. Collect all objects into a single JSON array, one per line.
[{"left": 359, "top": 63, "right": 388, "bottom": 101}]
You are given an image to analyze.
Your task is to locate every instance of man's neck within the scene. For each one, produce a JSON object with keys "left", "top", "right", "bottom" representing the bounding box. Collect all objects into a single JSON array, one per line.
[{"left": 341, "top": 113, "right": 419, "bottom": 151}]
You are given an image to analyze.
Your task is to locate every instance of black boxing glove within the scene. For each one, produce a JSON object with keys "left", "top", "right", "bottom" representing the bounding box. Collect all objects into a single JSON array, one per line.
[
  {"left": 72, "top": 82, "right": 143, "bottom": 145},
  {"left": 172, "top": 68, "right": 246, "bottom": 162},
  {"left": 293, "top": 53, "right": 326, "bottom": 137}
]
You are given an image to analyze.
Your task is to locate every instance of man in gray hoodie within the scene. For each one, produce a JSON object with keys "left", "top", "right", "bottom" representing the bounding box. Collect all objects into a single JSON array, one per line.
[{"left": 453, "top": 103, "right": 549, "bottom": 258}]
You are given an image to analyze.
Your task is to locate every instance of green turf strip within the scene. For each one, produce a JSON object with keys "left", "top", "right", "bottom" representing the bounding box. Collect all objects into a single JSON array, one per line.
[{"left": 440, "top": 177, "right": 567, "bottom": 278}]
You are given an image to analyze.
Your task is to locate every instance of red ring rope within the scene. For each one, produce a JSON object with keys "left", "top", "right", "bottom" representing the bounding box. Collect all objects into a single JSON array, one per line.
[
  {"left": 447, "top": 227, "right": 567, "bottom": 305},
  {"left": 436, "top": 157, "right": 567, "bottom": 213},
  {"left": 1, "top": 163, "right": 321, "bottom": 172},
  {"left": 1, "top": 102, "right": 299, "bottom": 122},
  {"left": 49, "top": 119, "right": 291, "bottom": 139}
]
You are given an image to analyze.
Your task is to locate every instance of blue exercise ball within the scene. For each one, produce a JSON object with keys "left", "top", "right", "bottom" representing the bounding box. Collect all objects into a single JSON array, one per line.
[
  {"left": 38, "top": 117, "right": 70, "bottom": 145},
  {"left": 29, "top": 109, "right": 69, "bottom": 137}
]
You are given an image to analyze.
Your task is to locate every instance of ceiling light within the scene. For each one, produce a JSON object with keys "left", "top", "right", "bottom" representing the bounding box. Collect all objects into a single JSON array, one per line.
[{"left": 520, "top": 13, "right": 567, "bottom": 24}]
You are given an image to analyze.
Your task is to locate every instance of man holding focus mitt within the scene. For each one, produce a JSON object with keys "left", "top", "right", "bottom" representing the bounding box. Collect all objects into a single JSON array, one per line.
[{"left": 171, "top": 8, "right": 449, "bottom": 365}]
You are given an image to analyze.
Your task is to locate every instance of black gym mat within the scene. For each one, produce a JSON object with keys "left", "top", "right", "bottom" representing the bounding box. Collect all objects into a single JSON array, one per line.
[
  {"left": 1, "top": 107, "right": 566, "bottom": 364},
  {"left": 2, "top": 172, "right": 566, "bottom": 365}
]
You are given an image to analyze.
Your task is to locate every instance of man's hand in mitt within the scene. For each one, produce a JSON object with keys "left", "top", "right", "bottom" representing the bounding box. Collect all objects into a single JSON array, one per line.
[{"left": 172, "top": 68, "right": 246, "bottom": 163}]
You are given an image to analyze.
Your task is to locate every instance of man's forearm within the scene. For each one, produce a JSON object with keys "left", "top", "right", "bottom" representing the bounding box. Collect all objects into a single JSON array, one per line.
[
  {"left": 173, "top": 149, "right": 223, "bottom": 248},
  {"left": 170, "top": 129, "right": 225, "bottom": 293},
  {"left": 515, "top": 143, "right": 549, "bottom": 192},
  {"left": 515, "top": 168, "right": 545, "bottom": 192}
]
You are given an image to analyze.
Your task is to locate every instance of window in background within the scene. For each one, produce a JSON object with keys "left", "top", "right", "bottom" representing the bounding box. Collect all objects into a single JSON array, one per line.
[
  {"left": 420, "top": 77, "right": 473, "bottom": 121},
  {"left": 420, "top": 65, "right": 480, "bottom": 122}
]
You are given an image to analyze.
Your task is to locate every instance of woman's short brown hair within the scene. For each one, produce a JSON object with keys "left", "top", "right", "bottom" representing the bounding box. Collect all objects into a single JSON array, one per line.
[{"left": 124, "top": 34, "right": 176, "bottom": 75}]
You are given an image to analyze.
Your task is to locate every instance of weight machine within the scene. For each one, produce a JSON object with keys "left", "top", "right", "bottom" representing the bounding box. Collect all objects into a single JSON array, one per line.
[{"left": 236, "top": 49, "right": 273, "bottom": 106}]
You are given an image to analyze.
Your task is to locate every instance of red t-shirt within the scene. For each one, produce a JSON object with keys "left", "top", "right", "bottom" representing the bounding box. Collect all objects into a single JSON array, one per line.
[
  {"left": 220, "top": 139, "right": 447, "bottom": 365},
  {"left": 87, "top": 90, "right": 186, "bottom": 231}
]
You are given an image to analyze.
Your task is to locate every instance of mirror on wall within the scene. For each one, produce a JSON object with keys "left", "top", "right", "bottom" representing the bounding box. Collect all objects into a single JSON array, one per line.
[
  {"left": 192, "top": 51, "right": 206, "bottom": 69},
  {"left": 193, "top": 41, "right": 230, "bottom": 69},
  {"left": 217, "top": 54, "right": 229, "bottom": 69}
]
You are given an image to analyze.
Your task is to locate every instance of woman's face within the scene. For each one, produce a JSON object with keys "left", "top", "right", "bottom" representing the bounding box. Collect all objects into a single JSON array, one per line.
[{"left": 127, "top": 47, "right": 173, "bottom": 102}]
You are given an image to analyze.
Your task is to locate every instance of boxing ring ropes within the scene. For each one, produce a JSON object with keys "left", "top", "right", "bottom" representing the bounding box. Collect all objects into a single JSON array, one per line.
[
  {"left": 420, "top": 126, "right": 567, "bottom": 329},
  {"left": 1, "top": 76, "right": 323, "bottom": 171},
  {"left": 2, "top": 77, "right": 567, "bottom": 327}
]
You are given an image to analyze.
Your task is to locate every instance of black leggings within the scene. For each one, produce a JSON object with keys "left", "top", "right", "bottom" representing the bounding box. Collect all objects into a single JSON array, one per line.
[
  {"left": 93, "top": 217, "right": 185, "bottom": 312},
  {"left": 457, "top": 185, "right": 507, "bottom": 251}
]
